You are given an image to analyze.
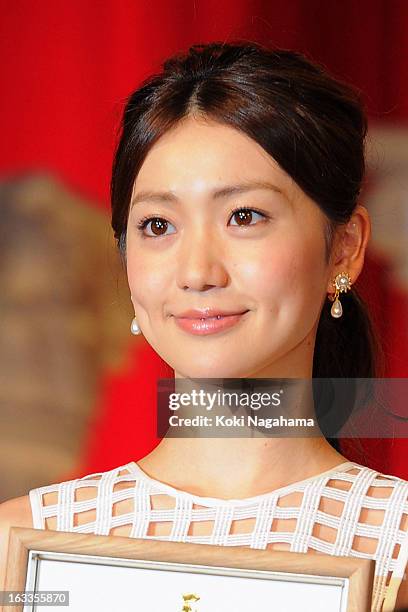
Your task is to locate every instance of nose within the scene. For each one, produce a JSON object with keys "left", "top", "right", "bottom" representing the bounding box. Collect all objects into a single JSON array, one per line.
[{"left": 176, "top": 228, "right": 229, "bottom": 292}]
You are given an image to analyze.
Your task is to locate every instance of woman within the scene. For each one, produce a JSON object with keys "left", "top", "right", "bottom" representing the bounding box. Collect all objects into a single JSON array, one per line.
[{"left": 1, "top": 41, "right": 407, "bottom": 611}]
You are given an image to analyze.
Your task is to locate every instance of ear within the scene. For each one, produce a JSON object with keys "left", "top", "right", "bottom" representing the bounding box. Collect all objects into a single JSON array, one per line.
[{"left": 327, "top": 204, "right": 371, "bottom": 295}]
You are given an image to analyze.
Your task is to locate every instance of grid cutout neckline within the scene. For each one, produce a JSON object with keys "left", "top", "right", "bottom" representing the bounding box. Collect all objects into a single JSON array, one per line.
[{"left": 126, "top": 460, "right": 356, "bottom": 506}]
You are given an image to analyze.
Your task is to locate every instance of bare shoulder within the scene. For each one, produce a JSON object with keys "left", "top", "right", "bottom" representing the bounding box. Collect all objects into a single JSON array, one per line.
[
  {"left": 0, "top": 494, "right": 34, "bottom": 589},
  {"left": 0, "top": 494, "right": 34, "bottom": 549},
  {"left": 0, "top": 494, "right": 33, "bottom": 528}
]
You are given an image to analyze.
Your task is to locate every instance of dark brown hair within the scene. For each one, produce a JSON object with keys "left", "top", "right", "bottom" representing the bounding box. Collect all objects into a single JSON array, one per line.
[{"left": 111, "top": 41, "right": 384, "bottom": 452}]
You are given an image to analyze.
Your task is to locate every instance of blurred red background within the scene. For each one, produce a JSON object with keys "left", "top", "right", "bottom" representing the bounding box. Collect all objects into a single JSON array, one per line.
[{"left": 0, "top": 0, "right": 407, "bottom": 484}]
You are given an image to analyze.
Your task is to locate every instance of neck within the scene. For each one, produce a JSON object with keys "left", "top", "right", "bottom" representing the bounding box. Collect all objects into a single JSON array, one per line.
[{"left": 139, "top": 376, "right": 347, "bottom": 499}]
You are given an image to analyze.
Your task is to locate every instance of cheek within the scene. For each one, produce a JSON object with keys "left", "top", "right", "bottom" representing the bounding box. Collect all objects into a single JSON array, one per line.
[
  {"left": 236, "top": 235, "right": 325, "bottom": 307},
  {"left": 126, "top": 248, "right": 166, "bottom": 308}
]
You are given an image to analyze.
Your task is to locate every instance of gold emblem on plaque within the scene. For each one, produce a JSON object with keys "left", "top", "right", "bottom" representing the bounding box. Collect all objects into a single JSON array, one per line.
[{"left": 181, "top": 592, "right": 200, "bottom": 611}]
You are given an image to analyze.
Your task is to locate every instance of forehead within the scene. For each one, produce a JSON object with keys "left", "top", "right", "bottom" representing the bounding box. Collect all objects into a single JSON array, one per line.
[{"left": 134, "top": 116, "right": 296, "bottom": 197}]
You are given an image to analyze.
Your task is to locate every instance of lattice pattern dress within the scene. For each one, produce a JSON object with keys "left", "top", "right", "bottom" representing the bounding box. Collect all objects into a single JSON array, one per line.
[{"left": 29, "top": 460, "right": 408, "bottom": 611}]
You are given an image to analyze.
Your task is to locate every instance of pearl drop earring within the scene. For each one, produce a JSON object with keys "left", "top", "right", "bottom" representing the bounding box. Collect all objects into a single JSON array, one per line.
[
  {"left": 328, "top": 271, "right": 352, "bottom": 318},
  {"left": 130, "top": 317, "right": 142, "bottom": 335}
]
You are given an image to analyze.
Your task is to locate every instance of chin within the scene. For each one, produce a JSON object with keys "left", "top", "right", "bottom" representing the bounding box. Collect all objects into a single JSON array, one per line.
[{"left": 174, "top": 361, "right": 253, "bottom": 380}]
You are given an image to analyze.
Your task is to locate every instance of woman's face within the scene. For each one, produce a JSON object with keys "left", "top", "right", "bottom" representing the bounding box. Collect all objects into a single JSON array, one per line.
[{"left": 126, "top": 116, "right": 332, "bottom": 378}]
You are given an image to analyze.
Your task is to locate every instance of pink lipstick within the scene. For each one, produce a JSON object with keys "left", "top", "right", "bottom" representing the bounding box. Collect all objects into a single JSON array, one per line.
[{"left": 173, "top": 309, "right": 249, "bottom": 336}]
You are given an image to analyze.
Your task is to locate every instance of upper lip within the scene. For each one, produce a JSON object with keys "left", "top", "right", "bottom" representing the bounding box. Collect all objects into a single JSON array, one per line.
[{"left": 174, "top": 308, "right": 249, "bottom": 319}]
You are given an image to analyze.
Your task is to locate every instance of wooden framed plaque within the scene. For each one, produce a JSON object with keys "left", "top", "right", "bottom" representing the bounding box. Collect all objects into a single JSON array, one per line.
[{"left": 3, "top": 527, "right": 374, "bottom": 611}]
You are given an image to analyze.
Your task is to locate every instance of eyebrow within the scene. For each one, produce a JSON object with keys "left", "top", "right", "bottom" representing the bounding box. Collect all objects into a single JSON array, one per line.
[{"left": 130, "top": 181, "right": 285, "bottom": 208}]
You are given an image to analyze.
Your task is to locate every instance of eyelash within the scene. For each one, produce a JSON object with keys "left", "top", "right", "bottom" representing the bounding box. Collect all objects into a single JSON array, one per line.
[{"left": 135, "top": 206, "right": 270, "bottom": 238}]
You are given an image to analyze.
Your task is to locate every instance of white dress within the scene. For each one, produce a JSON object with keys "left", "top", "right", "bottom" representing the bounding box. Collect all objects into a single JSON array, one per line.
[{"left": 29, "top": 460, "right": 408, "bottom": 611}]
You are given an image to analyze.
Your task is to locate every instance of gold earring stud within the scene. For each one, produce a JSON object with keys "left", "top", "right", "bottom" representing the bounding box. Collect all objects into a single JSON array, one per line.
[{"left": 328, "top": 271, "right": 352, "bottom": 318}]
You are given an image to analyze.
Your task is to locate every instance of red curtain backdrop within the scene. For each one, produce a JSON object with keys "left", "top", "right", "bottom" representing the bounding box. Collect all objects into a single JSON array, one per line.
[
  {"left": 1, "top": 1, "right": 407, "bottom": 478},
  {"left": 1, "top": 0, "right": 408, "bottom": 206}
]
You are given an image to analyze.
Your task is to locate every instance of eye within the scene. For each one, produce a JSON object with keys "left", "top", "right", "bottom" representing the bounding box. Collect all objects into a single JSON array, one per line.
[
  {"left": 136, "top": 216, "right": 176, "bottom": 237},
  {"left": 228, "top": 207, "right": 268, "bottom": 227}
]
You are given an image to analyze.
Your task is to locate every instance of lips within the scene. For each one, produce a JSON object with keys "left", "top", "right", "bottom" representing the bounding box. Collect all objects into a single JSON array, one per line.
[
  {"left": 172, "top": 310, "right": 250, "bottom": 335},
  {"left": 174, "top": 308, "right": 249, "bottom": 320}
]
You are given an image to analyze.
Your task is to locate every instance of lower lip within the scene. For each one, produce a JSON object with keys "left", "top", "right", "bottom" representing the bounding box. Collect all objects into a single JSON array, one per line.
[{"left": 173, "top": 311, "right": 249, "bottom": 335}]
